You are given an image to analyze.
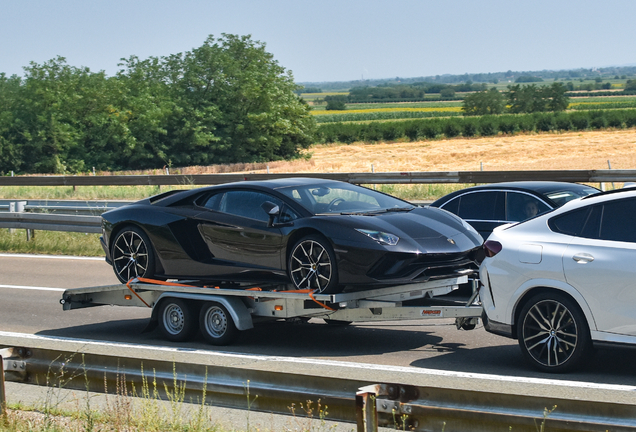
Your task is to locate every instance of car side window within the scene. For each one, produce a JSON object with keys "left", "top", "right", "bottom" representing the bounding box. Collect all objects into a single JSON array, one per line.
[
  {"left": 201, "top": 193, "right": 223, "bottom": 210},
  {"left": 549, "top": 207, "right": 591, "bottom": 236},
  {"left": 205, "top": 190, "right": 298, "bottom": 223},
  {"left": 506, "top": 193, "right": 550, "bottom": 222},
  {"left": 441, "top": 197, "right": 459, "bottom": 215},
  {"left": 599, "top": 198, "right": 636, "bottom": 243},
  {"left": 456, "top": 191, "right": 505, "bottom": 221}
]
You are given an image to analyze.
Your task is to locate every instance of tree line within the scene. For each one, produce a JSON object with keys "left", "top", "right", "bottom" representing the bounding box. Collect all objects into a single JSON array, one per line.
[
  {"left": 462, "top": 83, "right": 570, "bottom": 116},
  {"left": 0, "top": 34, "right": 316, "bottom": 175},
  {"left": 317, "top": 109, "right": 636, "bottom": 144}
]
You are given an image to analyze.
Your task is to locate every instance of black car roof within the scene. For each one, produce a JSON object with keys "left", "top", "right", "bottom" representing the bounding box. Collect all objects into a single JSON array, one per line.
[
  {"left": 431, "top": 181, "right": 598, "bottom": 206},
  {"left": 144, "top": 177, "right": 351, "bottom": 207}
]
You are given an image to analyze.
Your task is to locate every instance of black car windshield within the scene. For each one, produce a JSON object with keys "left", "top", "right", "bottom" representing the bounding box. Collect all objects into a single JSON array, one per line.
[
  {"left": 277, "top": 183, "right": 414, "bottom": 215},
  {"left": 546, "top": 187, "right": 598, "bottom": 207}
]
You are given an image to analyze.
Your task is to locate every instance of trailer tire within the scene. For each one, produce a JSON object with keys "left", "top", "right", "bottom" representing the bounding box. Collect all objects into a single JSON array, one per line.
[
  {"left": 199, "top": 302, "right": 238, "bottom": 345},
  {"left": 158, "top": 298, "right": 198, "bottom": 342}
]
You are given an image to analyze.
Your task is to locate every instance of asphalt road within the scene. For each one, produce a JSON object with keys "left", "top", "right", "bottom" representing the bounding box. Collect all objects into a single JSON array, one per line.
[{"left": 2, "top": 253, "right": 636, "bottom": 388}]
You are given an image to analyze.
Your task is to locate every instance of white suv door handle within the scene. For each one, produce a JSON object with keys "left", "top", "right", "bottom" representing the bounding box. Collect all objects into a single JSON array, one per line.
[{"left": 572, "top": 252, "right": 594, "bottom": 264}]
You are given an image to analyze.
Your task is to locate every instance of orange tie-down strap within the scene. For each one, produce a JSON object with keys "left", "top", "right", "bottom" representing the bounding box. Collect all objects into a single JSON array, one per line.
[{"left": 126, "top": 277, "right": 335, "bottom": 311}]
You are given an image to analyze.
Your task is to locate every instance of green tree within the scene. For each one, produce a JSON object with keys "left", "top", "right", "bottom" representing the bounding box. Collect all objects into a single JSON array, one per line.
[
  {"left": 462, "top": 88, "right": 505, "bottom": 116},
  {"left": 440, "top": 88, "right": 455, "bottom": 98},
  {"left": 325, "top": 96, "right": 347, "bottom": 110},
  {"left": 543, "top": 82, "right": 570, "bottom": 112}
]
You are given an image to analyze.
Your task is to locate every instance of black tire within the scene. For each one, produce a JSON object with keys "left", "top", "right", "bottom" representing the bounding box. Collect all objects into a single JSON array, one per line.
[
  {"left": 517, "top": 292, "right": 591, "bottom": 373},
  {"left": 199, "top": 302, "right": 238, "bottom": 346},
  {"left": 288, "top": 235, "right": 341, "bottom": 294},
  {"left": 158, "top": 298, "right": 198, "bottom": 342},
  {"left": 111, "top": 225, "right": 156, "bottom": 283}
]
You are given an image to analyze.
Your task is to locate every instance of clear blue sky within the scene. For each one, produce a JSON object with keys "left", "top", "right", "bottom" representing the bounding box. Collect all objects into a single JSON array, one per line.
[{"left": 2, "top": 0, "right": 635, "bottom": 83}]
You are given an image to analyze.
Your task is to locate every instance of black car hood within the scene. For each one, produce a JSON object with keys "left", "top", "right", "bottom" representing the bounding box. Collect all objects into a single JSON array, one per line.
[{"left": 322, "top": 206, "right": 482, "bottom": 252}]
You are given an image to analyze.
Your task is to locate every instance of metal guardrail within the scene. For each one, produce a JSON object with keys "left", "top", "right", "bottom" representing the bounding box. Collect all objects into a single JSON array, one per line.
[
  {"left": 2, "top": 345, "right": 636, "bottom": 431},
  {"left": 0, "top": 199, "right": 130, "bottom": 215},
  {"left": 0, "top": 212, "right": 101, "bottom": 233},
  {"left": 1, "top": 169, "right": 636, "bottom": 186}
]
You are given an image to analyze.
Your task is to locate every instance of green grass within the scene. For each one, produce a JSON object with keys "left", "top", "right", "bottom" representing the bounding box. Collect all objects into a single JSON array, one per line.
[
  {"left": 0, "top": 185, "right": 189, "bottom": 201},
  {"left": 0, "top": 230, "right": 104, "bottom": 256}
]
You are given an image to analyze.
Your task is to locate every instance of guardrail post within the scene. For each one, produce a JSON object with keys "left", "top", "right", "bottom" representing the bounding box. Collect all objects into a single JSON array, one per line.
[
  {"left": 0, "top": 354, "right": 6, "bottom": 419},
  {"left": 356, "top": 385, "right": 379, "bottom": 432},
  {"left": 9, "top": 201, "right": 31, "bottom": 240}
]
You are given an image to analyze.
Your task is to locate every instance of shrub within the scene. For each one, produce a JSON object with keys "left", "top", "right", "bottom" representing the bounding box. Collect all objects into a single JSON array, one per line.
[
  {"left": 462, "top": 119, "right": 478, "bottom": 137},
  {"left": 443, "top": 120, "right": 461, "bottom": 138},
  {"left": 535, "top": 113, "right": 556, "bottom": 132},
  {"left": 571, "top": 113, "right": 590, "bottom": 130},
  {"left": 625, "top": 111, "right": 636, "bottom": 127},
  {"left": 516, "top": 115, "right": 536, "bottom": 133},
  {"left": 605, "top": 111, "right": 625, "bottom": 128},
  {"left": 498, "top": 116, "right": 518, "bottom": 134},
  {"left": 404, "top": 123, "right": 421, "bottom": 141},
  {"left": 478, "top": 117, "right": 498, "bottom": 136},
  {"left": 555, "top": 114, "right": 572, "bottom": 131},
  {"left": 421, "top": 121, "right": 440, "bottom": 139},
  {"left": 590, "top": 112, "right": 607, "bottom": 129}
]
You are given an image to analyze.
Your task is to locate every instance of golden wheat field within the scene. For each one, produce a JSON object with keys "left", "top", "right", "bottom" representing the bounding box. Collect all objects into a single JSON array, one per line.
[{"left": 168, "top": 129, "right": 636, "bottom": 175}]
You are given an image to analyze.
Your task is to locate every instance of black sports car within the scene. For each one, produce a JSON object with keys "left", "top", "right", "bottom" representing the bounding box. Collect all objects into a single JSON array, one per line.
[{"left": 100, "top": 178, "right": 483, "bottom": 293}]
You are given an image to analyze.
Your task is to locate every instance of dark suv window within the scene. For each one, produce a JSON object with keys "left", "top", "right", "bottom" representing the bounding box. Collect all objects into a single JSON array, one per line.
[
  {"left": 549, "top": 197, "right": 636, "bottom": 243},
  {"left": 549, "top": 207, "right": 592, "bottom": 237},
  {"left": 599, "top": 198, "right": 636, "bottom": 243},
  {"left": 506, "top": 192, "right": 550, "bottom": 222},
  {"left": 454, "top": 191, "right": 505, "bottom": 221}
]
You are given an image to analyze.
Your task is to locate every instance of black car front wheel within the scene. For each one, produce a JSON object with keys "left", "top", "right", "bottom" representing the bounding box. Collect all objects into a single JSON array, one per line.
[
  {"left": 517, "top": 292, "right": 591, "bottom": 373},
  {"left": 111, "top": 226, "right": 156, "bottom": 283},
  {"left": 288, "top": 235, "right": 340, "bottom": 294}
]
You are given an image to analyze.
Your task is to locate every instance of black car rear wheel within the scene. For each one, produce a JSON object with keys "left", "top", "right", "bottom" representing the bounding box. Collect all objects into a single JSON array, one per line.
[
  {"left": 288, "top": 235, "right": 340, "bottom": 294},
  {"left": 112, "top": 226, "right": 156, "bottom": 283},
  {"left": 517, "top": 292, "right": 591, "bottom": 373}
]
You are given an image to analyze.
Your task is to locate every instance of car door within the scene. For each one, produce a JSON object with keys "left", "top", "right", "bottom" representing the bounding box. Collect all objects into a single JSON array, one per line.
[
  {"left": 194, "top": 190, "right": 287, "bottom": 273},
  {"left": 561, "top": 198, "right": 636, "bottom": 335},
  {"left": 441, "top": 191, "right": 505, "bottom": 239}
]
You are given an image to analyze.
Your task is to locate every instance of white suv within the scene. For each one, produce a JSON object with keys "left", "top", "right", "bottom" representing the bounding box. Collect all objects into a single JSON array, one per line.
[{"left": 480, "top": 188, "right": 636, "bottom": 372}]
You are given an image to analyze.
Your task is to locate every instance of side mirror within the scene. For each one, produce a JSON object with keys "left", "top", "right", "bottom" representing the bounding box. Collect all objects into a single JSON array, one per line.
[{"left": 261, "top": 201, "right": 280, "bottom": 227}]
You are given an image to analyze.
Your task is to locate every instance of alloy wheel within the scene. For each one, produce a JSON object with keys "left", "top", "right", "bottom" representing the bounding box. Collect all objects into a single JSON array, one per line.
[
  {"left": 113, "top": 230, "right": 149, "bottom": 282},
  {"left": 521, "top": 299, "right": 579, "bottom": 368},
  {"left": 290, "top": 240, "right": 333, "bottom": 292}
]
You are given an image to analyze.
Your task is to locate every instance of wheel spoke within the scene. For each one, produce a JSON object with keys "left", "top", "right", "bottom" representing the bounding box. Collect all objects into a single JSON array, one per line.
[{"left": 528, "top": 306, "right": 551, "bottom": 332}]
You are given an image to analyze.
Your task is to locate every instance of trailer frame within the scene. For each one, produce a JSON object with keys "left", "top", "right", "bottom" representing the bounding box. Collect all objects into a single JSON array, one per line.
[{"left": 60, "top": 275, "right": 483, "bottom": 345}]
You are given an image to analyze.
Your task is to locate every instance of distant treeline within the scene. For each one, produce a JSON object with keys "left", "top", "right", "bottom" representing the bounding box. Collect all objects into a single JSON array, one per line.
[
  {"left": 0, "top": 35, "right": 316, "bottom": 175},
  {"left": 317, "top": 109, "right": 636, "bottom": 144},
  {"left": 300, "top": 66, "right": 636, "bottom": 92}
]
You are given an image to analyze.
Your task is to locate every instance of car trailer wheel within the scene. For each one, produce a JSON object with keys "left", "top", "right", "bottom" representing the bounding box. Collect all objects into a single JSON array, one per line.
[
  {"left": 517, "top": 292, "right": 591, "bottom": 373},
  {"left": 199, "top": 302, "right": 238, "bottom": 345},
  {"left": 159, "top": 298, "right": 198, "bottom": 342}
]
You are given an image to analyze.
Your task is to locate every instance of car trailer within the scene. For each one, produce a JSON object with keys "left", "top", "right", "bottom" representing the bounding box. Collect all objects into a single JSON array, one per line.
[{"left": 60, "top": 276, "right": 483, "bottom": 345}]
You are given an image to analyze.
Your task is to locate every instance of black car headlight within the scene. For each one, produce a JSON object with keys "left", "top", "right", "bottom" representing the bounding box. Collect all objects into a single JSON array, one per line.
[{"left": 355, "top": 229, "right": 400, "bottom": 246}]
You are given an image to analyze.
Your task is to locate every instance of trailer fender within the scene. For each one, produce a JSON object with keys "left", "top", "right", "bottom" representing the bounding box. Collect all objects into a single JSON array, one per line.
[{"left": 152, "top": 292, "right": 254, "bottom": 331}]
